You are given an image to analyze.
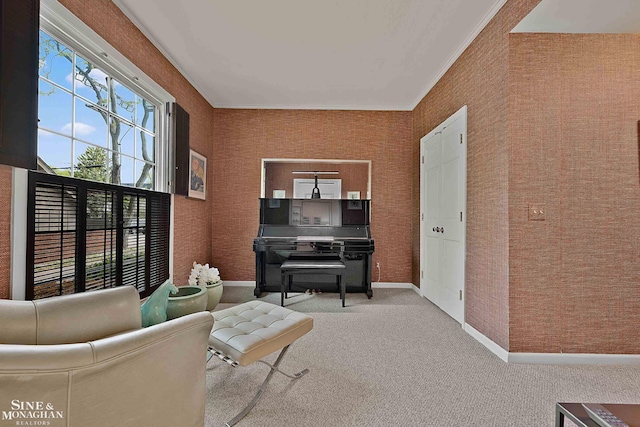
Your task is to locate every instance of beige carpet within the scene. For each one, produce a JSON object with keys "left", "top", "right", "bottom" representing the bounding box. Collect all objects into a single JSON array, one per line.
[{"left": 204, "top": 287, "right": 640, "bottom": 426}]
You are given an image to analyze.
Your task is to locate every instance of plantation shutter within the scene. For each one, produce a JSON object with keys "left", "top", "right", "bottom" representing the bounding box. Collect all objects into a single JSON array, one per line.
[
  {"left": 26, "top": 180, "right": 79, "bottom": 300},
  {"left": 27, "top": 171, "right": 170, "bottom": 300},
  {"left": 121, "top": 193, "right": 147, "bottom": 293},
  {"left": 85, "top": 188, "right": 119, "bottom": 292},
  {"left": 148, "top": 194, "right": 170, "bottom": 290}
]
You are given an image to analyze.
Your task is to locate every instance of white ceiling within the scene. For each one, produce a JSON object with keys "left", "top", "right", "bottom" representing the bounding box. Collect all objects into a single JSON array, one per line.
[
  {"left": 513, "top": 0, "right": 640, "bottom": 33},
  {"left": 112, "top": 0, "right": 640, "bottom": 111},
  {"left": 112, "top": 0, "right": 507, "bottom": 110}
]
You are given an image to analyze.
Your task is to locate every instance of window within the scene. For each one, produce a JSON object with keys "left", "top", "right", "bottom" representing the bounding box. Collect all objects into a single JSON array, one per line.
[
  {"left": 38, "top": 0, "right": 174, "bottom": 193},
  {"left": 38, "top": 30, "right": 158, "bottom": 189},
  {"left": 15, "top": 0, "right": 177, "bottom": 300}
]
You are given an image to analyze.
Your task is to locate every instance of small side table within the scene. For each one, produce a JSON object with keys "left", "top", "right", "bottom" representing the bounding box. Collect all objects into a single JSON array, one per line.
[{"left": 556, "top": 403, "right": 640, "bottom": 427}]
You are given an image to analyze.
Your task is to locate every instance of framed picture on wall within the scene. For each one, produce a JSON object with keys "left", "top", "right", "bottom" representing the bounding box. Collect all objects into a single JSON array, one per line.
[{"left": 188, "top": 149, "right": 207, "bottom": 200}]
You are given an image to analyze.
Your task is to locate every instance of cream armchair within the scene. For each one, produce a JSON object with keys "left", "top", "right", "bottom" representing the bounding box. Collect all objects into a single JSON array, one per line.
[{"left": 0, "top": 286, "right": 214, "bottom": 427}]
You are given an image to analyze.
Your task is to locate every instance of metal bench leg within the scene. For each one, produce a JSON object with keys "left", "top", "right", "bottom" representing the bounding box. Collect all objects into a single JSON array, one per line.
[
  {"left": 224, "top": 344, "right": 309, "bottom": 427},
  {"left": 280, "top": 271, "right": 286, "bottom": 306}
]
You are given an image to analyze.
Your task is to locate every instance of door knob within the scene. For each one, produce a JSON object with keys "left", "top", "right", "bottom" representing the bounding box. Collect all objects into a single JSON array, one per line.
[{"left": 432, "top": 227, "right": 436, "bottom": 232}]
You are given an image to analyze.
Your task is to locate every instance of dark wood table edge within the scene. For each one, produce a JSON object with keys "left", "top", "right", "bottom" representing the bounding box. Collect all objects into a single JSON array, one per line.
[{"left": 556, "top": 402, "right": 640, "bottom": 427}]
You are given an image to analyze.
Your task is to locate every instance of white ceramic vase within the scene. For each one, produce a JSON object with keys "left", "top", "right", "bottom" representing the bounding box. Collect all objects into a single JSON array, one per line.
[
  {"left": 205, "top": 281, "right": 223, "bottom": 311},
  {"left": 166, "top": 285, "right": 208, "bottom": 320}
]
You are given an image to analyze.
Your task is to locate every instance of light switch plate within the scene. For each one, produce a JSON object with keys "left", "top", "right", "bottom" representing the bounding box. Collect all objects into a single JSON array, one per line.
[{"left": 528, "top": 203, "right": 546, "bottom": 221}]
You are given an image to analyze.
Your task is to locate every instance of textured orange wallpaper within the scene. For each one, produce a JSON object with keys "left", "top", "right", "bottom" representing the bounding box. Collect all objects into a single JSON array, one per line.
[
  {"left": 211, "top": 109, "right": 412, "bottom": 284},
  {"left": 508, "top": 33, "right": 640, "bottom": 354},
  {"left": 411, "top": 0, "right": 542, "bottom": 350}
]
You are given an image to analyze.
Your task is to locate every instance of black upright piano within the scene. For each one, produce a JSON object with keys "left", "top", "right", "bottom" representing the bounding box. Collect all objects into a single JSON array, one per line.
[{"left": 253, "top": 198, "right": 375, "bottom": 298}]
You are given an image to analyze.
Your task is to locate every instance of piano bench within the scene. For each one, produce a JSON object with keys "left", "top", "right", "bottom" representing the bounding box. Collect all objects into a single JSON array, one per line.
[{"left": 279, "top": 259, "right": 347, "bottom": 307}]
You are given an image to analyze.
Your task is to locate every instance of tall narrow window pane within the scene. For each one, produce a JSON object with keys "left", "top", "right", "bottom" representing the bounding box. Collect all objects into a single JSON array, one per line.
[
  {"left": 38, "top": 80, "right": 72, "bottom": 136},
  {"left": 38, "top": 30, "right": 73, "bottom": 91},
  {"left": 136, "top": 97, "right": 155, "bottom": 132},
  {"left": 137, "top": 131, "right": 155, "bottom": 162},
  {"left": 119, "top": 154, "right": 135, "bottom": 187},
  {"left": 136, "top": 160, "right": 154, "bottom": 189},
  {"left": 117, "top": 122, "right": 135, "bottom": 157},
  {"left": 38, "top": 131, "right": 72, "bottom": 174},
  {"left": 74, "top": 55, "right": 109, "bottom": 107},
  {"left": 112, "top": 78, "right": 136, "bottom": 122},
  {"left": 74, "top": 97, "right": 108, "bottom": 147},
  {"left": 74, "top": 142, "right": 110, "bottom": 182}
]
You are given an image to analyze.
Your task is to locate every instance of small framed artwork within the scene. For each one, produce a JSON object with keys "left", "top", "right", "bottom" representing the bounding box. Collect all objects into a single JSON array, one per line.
[
  {"left": 188, "top": 149, "right": 207, "bottom": 200},
  {"left": 347, "top": 191, "right": 360, "bottom": 200}
]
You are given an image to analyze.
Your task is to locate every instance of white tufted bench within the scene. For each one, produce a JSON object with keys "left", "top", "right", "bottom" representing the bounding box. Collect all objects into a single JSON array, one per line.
[{"left": 207, "top": 300, "right": 313, "bottom": 426}]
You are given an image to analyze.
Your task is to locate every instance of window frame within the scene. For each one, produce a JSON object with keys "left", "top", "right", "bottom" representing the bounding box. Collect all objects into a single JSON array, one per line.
[{"left": 11, "top": 0, "right": 176, "bottom": 300}]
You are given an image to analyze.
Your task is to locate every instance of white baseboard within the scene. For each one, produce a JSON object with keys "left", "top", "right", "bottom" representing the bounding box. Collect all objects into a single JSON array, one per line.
[
  {"left": 225, "top": 281, "right": 417, "bottom": 290},
  {"left": 464, "top": 323, "right": 640, "bottom": 365},
  {"left": 507, "top": 352, "right": 640, "bottom": 365},
  {"left": 371, "top": 282, "right": 414, "bottom": 289},
  {"left": 464, "top": 323, "right": 509, "bottom": 362}
]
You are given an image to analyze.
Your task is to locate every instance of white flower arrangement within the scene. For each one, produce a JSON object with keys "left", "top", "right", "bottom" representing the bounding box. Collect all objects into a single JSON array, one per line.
[{"left": 188, "top": 261, "right": 221, "bottom": 287}]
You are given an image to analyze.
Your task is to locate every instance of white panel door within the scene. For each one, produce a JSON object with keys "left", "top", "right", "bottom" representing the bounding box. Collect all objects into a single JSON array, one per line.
[
  {"left": 423, "top": 132, "right": 441, "bottom": 304},
  {"left": 420, "top": 106, "right": 466, "bottom": 325},
  {"left": 439, "top": 116, "right": 465, "bottom": 323}
]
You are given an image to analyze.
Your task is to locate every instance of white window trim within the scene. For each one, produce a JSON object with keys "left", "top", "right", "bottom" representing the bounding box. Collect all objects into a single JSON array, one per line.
[
  {"left": 11, "top": 0, "right": 176, "bottom": 299},
  {"left": 11, "top": 169, "right": 29, "bottom": 300}
]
